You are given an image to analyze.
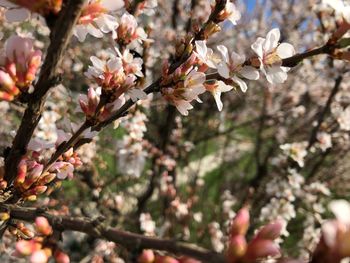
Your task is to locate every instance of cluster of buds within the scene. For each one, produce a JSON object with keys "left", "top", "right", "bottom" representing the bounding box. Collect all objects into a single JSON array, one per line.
[
  {"left": 225, "top": 207, "right": 283, "bottom": 263},
  {"left": 79, "top": 86, "right": 126, "bottom": 123},
  {"left": 137, "top": 250, "right": 200, "bottom": 263},
  {"left": 312, "top": 200, "right": 350, "bottom": 263},
  {"left": 14, "top": 216, "right": 69, "bottom": 263},
  {"left": 0, "top": 35, "right": 42, "bottom": 101},
  {"left": 50, "top": 148, "right": 82, "bottom": 180},
  {"left": 15, "top": 158, "right": 51, "bottom": 201}
]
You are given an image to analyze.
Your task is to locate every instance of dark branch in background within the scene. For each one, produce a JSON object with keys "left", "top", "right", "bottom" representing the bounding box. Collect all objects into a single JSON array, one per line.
[
  {"left": 4, "top": 0, "right": 87, "bottom": 186},
  {"left": 307, "top": 76, "right": 343, "bottom": 150},
  {"left": 186, "top": 0, "right": 199, "bottom": 32},
  {"left": 0, "top": 204, "right": 226, "bottom": 263}
]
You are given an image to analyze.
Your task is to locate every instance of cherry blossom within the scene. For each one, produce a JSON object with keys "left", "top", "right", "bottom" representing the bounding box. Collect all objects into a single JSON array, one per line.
[
  {"left": 323, "top": 0, "right": 350, "bottom": 23},
  {"left": 280, "top": 142, "right": 308, "bottom": 167},
  {"left": 251, "top": 28, "right": 295, "bottom": 84},
  {"left": 194, "top": 40, "right": 216, "bottom": 69},
  {"left": 216, "top": 45, "right": 260, "bottom": 92},
  {"left": 74, "top": 0, "right": 124, "bottom": 42},
  {"left": 115, "top": 12, "right": 148, "bottom": 45},
  {"left": 0, "top": 35, "right": 41, "bottom": 100},
  {"left": 162, "top": 69, "right": 206, "bottom": 116}
]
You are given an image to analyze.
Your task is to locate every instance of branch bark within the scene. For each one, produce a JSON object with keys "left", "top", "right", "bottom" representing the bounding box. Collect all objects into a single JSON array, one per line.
[
  {"left": 1, "top": 204, "right": 226, "bottom": 263},
  {"left": 4, "top": 0, "right": 87, "bottom": 186}
]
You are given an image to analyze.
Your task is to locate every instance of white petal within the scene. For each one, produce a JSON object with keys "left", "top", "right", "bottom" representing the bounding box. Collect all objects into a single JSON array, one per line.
[
  {"left": 323, "top": 0, "right": 344, "bottom": 10},
  {"left": 107, "top": 58, "right": 122, "bottom": 72},
  {"left": 95, "top": 14, "right": 119, "bottom": 33},
  {"left": 217, "top": 62, "right": 230, "bottom": 79},
  {"left": 212, "top": 90, "right": 223, "bottom": 111},
  {"left": 175, "top": 101, "right": 192, "bottom": 116},
  {"left": 101, "top": 0, "right": 124, "bottom": 11},
  {"left": 251, "top": 37, "right": 265, "bottom": 58},
  {"left": 230, "top": 51, "right": 245, "bottom": 66},
  {"left": 217, "top": 81, "right": 233, "bottom": 92},
  {"left": 266, "top": 66, "right": 288, "bottom": 84},
  {"left": 195, "top": 40, "right": 207, "bottom": 60},
  {"left": 321, "top": 221, "right": 337, "bottom": 248},
  {"left": 329, "top": 200, "right": 350, "bottom": 225},
  {"left": 240, "top": 66, "right": 260, "bottom": 80},
  {"left": 233, "top": 76, "right": 248, "bottom": 92},
  {"left": 74, "top": 25, "right": 89, "bottom": 42},
  {"left": 277, "top": 43, "right": 295, "bottom": 59},
  {"left": 87, "top": 24, "right": 104, "bottom": 38},
  {"left": 217, "top": 45, "right": 229, "bottom": 63},
  {"left": 5, "top": 8, "right": 30, "bottom": 22},
  {"left": 128, "top": 89, "right": 147, "bottom": 102},
  {"left": 263, "top": 28, "right": 280, "bottom": 53},
  {"left": 90, "top": 56, "right": 104, "bottom": 71}
]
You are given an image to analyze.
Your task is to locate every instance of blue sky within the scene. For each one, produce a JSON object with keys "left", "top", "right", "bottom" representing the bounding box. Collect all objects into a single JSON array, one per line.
[{"left": 245, "top": 0, "right": 256, "bottom": 12}]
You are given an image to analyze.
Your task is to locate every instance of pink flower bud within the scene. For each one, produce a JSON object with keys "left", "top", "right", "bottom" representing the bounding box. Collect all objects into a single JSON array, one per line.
[
  {"left": 138, "top": 249, "right": 155, "bottom": 263},
  {"left": 0, "top": 91, "right": 14, "bottom": 101},
  {"left": 16, "top": 159, "right": 28, "bottom": 185},
  {"left": 246, "top": 239, "right": 280, "bottom": 260},
  {"left": 255, "top": 220, "right": 284, "bottom": 240},
  {"left": 226, "top": 235, "right": 247, "bottom": 260},
  {"left": 0, "top": 70, "right": 16, "bottom": 92},
  {"left": 179, "top": 258, "right": 201, "bottom": 263},
  {"left": 230, "top": 207, "right": 250, "bottom": 236},
  {"left": 16, "top": 240, "right": 37, "bottom": 256},
  {"left": 26, "top": 50, "right": 42, "bottom": 84},
  {"left": 155, "top": 256, "right": 180, "bottom": 263},
  {"left": 54, "top": 250, "right": 70, "bottom": 263},
  {"left": 35, "top": 217, "right": 52, "bottom": 236}
]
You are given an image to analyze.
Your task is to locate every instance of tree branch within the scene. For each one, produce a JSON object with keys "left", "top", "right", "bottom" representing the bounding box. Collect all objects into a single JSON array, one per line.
[
  {"left": 1, "top": 204, "right": 226, "bottom": 263},
  {"left": 4, "top": 0, "right": 87, "bottom": 186}
]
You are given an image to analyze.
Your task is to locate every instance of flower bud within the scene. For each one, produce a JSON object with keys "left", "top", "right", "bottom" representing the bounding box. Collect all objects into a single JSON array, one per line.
[
  {"left": 35, "top": 217, "right": 52, "bottom": 236},
  {"left": 230, "top": 207, "right": 250, "bottom": 236},
  {"left": 226, "top": 235, "right": 247, "bottom": 260},
  {"left": 138, "top": 249, "right": 155, "bottom": 263},
  {"left": 255, "top": 220, "right": 284, "bottom": 240},
  {"left": 246, "top": 239, "right": 280, "bottom": 260},
  {"left": 54, "top": 250, "right": 70, "bottom": 263}
]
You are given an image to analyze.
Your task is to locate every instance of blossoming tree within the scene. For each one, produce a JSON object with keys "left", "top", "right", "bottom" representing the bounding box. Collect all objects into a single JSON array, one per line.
[{"left": 0, "top": 0, "right": 350, "bottom": 262}]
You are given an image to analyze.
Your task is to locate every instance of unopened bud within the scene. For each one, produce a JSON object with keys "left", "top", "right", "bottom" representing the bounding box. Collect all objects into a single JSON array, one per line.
[
  {"left": 138, "top": 249, "right": 155, "bottom": 263},
  {"left": 230, "top": 207, "right": 250, "bottom": 236}
]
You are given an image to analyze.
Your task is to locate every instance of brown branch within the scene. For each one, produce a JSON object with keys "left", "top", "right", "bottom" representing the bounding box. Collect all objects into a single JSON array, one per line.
[
  {"left": 307, "top": 76, "right": 343, "bottom": 150},
  {"left": 4, "top": 0, "right": 87, "bottom": 186},
  {"left": 1, "top": 204, "right": 226, "bottom": 263}
]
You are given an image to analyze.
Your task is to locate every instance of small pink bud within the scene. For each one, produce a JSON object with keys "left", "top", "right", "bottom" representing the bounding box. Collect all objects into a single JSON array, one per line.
[
  {"left": 256, "top": 220, "right": 284, "bottom": 240},
  {"left": 54, "top": 250, "right": 70, "bottom": 263},
  {"left": 0, "top": 70, "right": 15, "bottom": 91},
  {"left": 226, "top": 235, "right": 247, "bottom": 259},
  {"left": 35, "top": 217, "right": 52, "bottom": 236},
  {"left": 230, "top": 207, "right": 250, "bottom": 236},
  {"left": 155, "top": 256, "right": 180, "bottom": 263},
  {"left": 179, "top": 257, "right": 201, "bottom": 263},
  {"left": 16, "top": 240, "right": 35, "bottom": 256},
  {"left": 138, "top": 249, "right": 155, "bottom": 263},
  {"left": 16, "top": 160, "right": 28, "bottom": 184},
  {"left": 246, "top": 239, "right": 280, "bottom": 260}
]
